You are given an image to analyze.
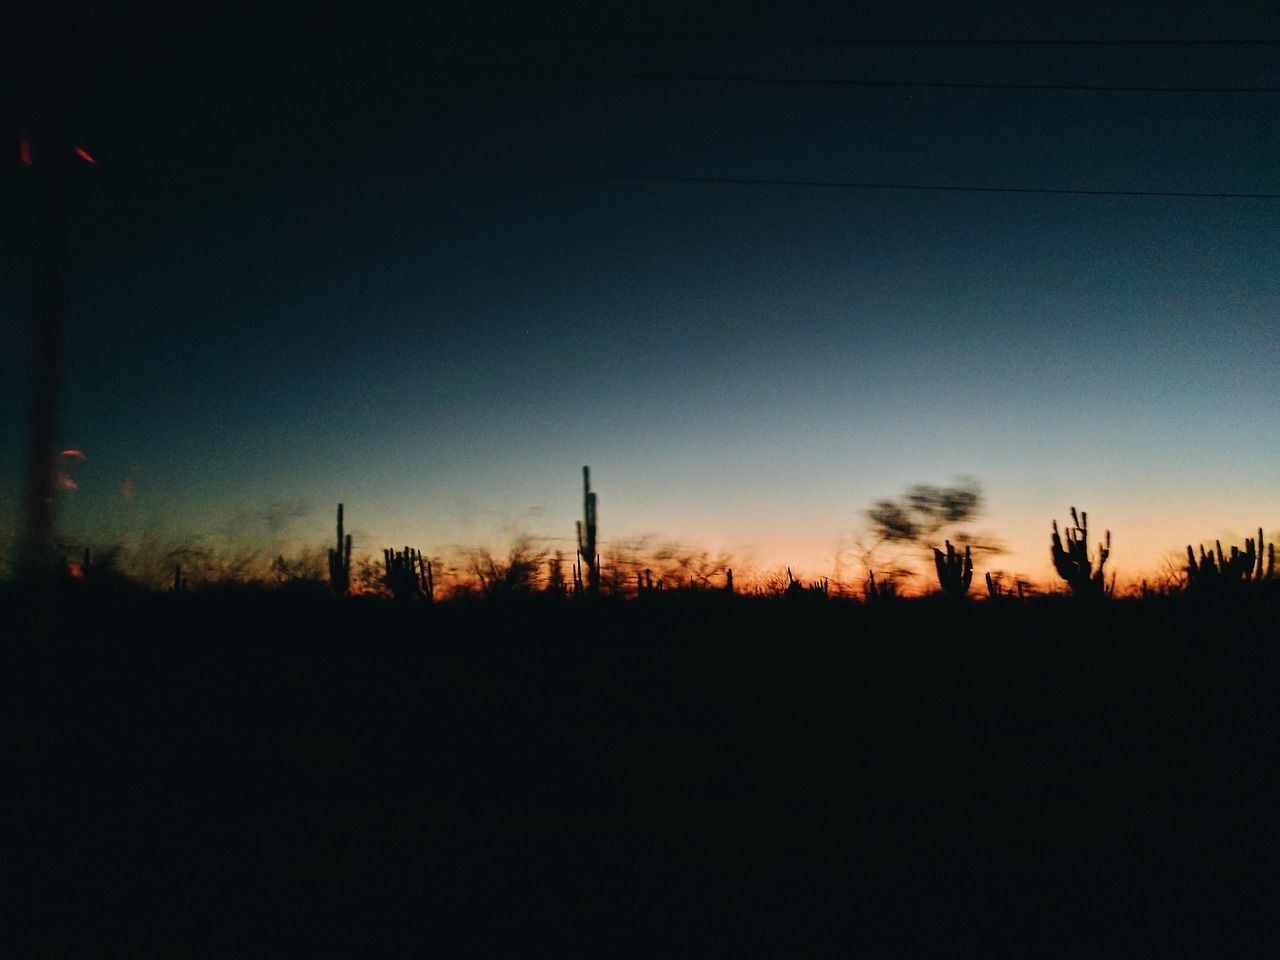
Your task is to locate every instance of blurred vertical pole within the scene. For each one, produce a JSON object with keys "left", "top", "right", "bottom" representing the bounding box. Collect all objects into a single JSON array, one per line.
[{"left": 17, "top": 121, "right": 69, "bottom": 579}]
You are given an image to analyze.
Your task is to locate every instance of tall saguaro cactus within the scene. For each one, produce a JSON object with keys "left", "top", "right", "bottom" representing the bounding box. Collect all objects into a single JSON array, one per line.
[
  {"left": 577, "top": 465, "right": 599, "bottom": 596},
  {"left": 1051, "top": 507, "right": 1111, "bottom": 597},
  {"left": 933, "top": 540, "right": 973, "bottom": 597},
  {"left": 328, "top": 503, "right": 352, "bottom": 597}
]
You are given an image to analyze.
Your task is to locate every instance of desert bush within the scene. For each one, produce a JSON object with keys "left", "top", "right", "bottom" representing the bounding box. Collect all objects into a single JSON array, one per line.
[{"left": 469, "top": 538, "right": 545, "bottom": 597}]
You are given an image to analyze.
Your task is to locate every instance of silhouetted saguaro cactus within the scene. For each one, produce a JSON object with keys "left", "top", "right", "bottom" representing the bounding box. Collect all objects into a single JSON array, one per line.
[
  {"left": 171, "top": 564, "right": 185, "bottom": 594},
  {"left": 384, "top": 546, "right": 430, "bottom": 602},
  {"left": 576, "top": 466, "right": 598, "bottom": 596},
  {"left": 1185, "top": 528, "right": 1275, "bottom": 595},
  {"left": 1051, "top": 507, "right": 1111, "bottom": 597},
  {"left": 328, "top": 503, "right": 353, "bottom": 597},
  {"left": 933, "top": 540, "right": 973, "bottom": 596}
]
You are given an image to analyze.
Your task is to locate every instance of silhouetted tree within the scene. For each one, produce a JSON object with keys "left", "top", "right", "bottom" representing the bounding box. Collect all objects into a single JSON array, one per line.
[
  {"left": 866, "top": 477, "right": 995, "bottom": 593},
  {"left": 868, "top": 478, "right": 983, "bottom": 545}
]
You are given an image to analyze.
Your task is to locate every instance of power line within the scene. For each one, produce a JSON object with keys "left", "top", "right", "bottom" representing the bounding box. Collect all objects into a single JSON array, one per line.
[
  {"left": 469, "top": 27, "right": 1280, "bottom": 48},
  {"left": 430, "top": 165, "right": 1280, "bottom": 200},
  {"left": 456, "top": 63, "right": 1280, "bottom": 94}
]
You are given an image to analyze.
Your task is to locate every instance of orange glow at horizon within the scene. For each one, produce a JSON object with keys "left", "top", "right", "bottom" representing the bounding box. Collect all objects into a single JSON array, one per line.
[{"left": 633, "top": 513, "right": 1278, "bottom": 597}]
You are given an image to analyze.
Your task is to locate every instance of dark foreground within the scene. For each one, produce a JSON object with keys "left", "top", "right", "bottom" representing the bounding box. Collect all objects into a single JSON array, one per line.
[{"left": 8, "top": 590, "right": 1280, "bottom": 955}]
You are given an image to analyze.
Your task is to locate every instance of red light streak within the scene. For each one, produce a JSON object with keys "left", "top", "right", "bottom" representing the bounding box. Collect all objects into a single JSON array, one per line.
[
  {"left": 74, "top": 146, "right": 96, "bottom": 164},
  {"left": 20, "top": 135, "right": 32, "bottom": 166}
]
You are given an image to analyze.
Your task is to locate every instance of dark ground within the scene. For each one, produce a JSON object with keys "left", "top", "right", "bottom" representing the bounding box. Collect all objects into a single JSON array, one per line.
[{"left": 7, "top": 588, "right": 1279, "bottom": 955}]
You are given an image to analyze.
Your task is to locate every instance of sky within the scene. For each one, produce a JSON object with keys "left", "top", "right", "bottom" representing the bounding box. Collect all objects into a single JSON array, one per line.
[{"left": 2, "top": 3, "right": 1278, "bottom": 589}]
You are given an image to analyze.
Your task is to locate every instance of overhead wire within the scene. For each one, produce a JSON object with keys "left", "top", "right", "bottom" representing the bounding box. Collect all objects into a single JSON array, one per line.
[
  {"left": 463, "top": 28, "right": 1280, "bottom": 47},
  {"left": 428, "top": 165, "right": 1280, "bottom": 201},
  {"left": 447, "top": 63, "right": 1280, "bottom": 94}
]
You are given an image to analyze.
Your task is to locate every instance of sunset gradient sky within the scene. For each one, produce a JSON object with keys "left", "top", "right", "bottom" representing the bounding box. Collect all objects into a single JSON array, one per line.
[{"left": 3, "top": 3, "right": 1277, "bottom": 588}]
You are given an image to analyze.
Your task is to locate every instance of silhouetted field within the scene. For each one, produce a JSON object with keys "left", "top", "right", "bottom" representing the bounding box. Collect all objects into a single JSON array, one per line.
[{"left": 8, "top": 589, "right": 1279, "bottom": 954}]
